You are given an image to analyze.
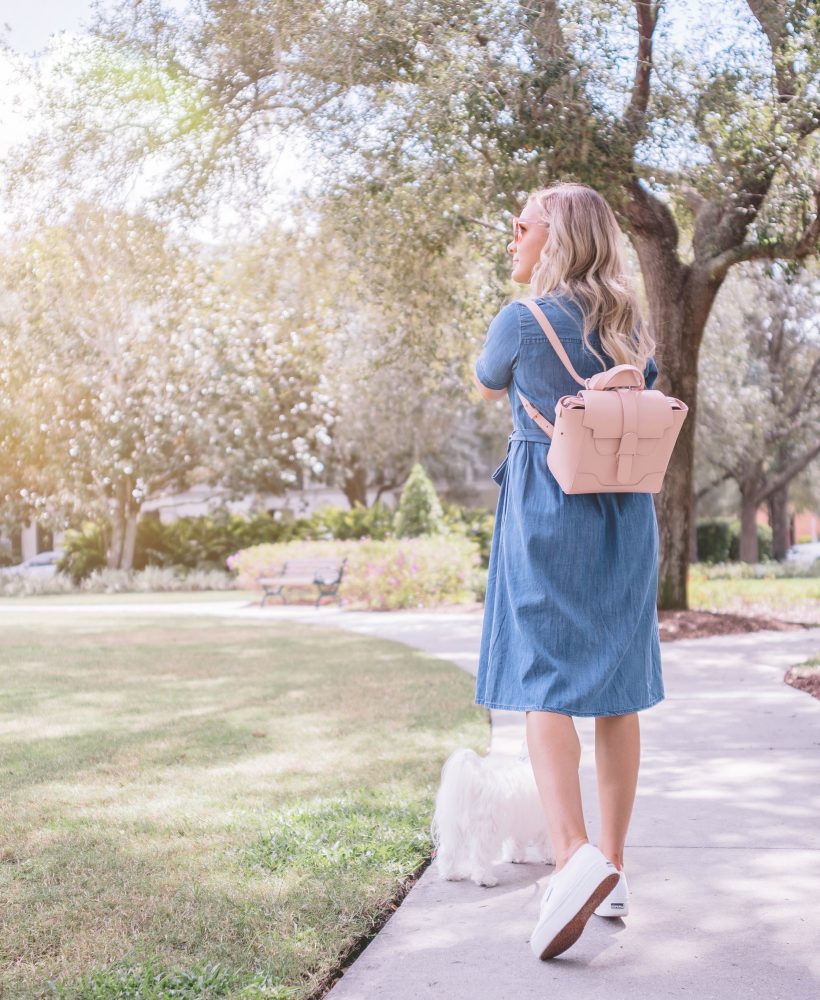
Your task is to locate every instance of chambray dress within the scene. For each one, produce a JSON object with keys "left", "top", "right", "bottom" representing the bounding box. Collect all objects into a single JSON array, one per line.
[{"left": 474, "top": 293, "right": 664, "bottom": 717}]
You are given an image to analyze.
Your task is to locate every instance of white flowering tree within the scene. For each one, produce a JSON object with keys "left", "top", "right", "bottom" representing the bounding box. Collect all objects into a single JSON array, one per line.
[{"left": 0, "top": 205, "right": 329, "bottom": 568}]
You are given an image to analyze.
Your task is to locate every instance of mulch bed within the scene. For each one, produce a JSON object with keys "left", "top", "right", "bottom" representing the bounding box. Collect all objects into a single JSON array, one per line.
[
  {"left": 783, "top": 665, "right": 820, "bottom": 701},
  {"left": 656, "top": 608, "right": 812, "bottom": 641},
  {"left": 410, "top": 603, "right": 814, "bottom": 641}
]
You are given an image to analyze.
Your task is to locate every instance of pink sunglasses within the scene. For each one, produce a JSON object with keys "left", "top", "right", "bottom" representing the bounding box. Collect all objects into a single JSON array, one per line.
[{"left": 512, "top": 216, "right": 548, "bottom": 242}]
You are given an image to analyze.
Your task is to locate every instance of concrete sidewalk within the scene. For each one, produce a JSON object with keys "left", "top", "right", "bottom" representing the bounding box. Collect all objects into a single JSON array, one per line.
[
  {"left": 6, "top": 599, "right": 820, "bottom": 996},
  {"left": 254, "top": 608, "right": 820, "bottom": 1000}
]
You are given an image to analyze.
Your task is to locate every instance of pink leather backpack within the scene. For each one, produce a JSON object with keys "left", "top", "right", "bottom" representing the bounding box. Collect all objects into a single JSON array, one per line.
[{"left": 516, "top": 298, "right": 688, "bottom": 494}]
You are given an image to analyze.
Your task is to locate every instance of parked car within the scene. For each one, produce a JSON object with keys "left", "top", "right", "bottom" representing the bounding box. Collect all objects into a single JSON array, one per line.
[
  {"left": 0, "top": 549, "right": 65, "bottom": 578},
  {"left": 785, "top": 541, "right": 820, "bottom": 564}
]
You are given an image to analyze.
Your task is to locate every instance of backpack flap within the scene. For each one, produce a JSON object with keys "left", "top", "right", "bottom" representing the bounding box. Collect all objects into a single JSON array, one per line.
[{"left": 580, "top": 388, "right": 675, "bottom": 483}]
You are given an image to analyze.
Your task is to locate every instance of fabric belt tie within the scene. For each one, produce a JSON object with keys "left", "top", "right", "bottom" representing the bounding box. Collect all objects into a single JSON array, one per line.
[{"left": 508, "top": 430, "right": 552, "bottom": 443}]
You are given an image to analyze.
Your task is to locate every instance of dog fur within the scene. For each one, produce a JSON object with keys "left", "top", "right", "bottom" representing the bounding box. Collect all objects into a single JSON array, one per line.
[{"left": 430, "top": 742, "right": 554, "bottom": 887}]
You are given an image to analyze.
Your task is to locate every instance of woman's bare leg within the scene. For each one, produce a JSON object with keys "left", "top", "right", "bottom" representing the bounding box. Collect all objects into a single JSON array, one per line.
[
  {"left": 594, "top": 713, "right": 640, "bottom": 872},
  {"left": 525, "top": 710, "right": 589, "bottom": 873}
]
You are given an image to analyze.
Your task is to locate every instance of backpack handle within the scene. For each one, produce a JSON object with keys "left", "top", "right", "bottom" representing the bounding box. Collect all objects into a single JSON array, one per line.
[{"left": 586, "top": 364, "right": 645, "bottom": 391}]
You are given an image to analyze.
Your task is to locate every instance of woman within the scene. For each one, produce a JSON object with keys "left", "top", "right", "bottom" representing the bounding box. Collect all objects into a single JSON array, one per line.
[{"left": 472, "top": 181, "right": 663, "bottom": 961}]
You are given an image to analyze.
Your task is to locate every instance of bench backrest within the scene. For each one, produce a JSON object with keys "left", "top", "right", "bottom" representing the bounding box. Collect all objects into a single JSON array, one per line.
[{"left": 282, "top": 558, "right": 345, "bottom": 570}]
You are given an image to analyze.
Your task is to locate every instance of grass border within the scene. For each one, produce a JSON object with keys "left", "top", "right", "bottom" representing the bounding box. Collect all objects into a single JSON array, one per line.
[{"left": 310, "top": 852, "right": 436, "bottom": 999}]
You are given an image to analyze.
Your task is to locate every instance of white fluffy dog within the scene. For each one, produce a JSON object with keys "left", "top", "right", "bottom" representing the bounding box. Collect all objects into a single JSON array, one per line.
[{"left": 430, "top": 741, "right": 554, "bottom": 887}]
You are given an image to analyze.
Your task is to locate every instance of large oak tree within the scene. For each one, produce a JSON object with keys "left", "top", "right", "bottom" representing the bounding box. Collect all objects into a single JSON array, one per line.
[{"left": 5, "top": 1, "right": 818, "bottom": 606}]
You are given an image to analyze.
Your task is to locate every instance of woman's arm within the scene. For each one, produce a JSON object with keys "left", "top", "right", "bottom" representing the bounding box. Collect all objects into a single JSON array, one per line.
[
  {"left": 473, "top": 302, "right": 521, "bottom": 401},
  {"left": 473, "top": 371, "right": 509, "bottom": 401}
]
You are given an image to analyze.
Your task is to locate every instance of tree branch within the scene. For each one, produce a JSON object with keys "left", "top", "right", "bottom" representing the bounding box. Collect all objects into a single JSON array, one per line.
[
  {"left": 786, "top": 351, "right": 820, "bottom": 422},
  {"left": 623, "top": 1, "right": 659, "bottom": 140},
  {"left": 621, "top": 176, "right": 680, "bottom": 251},
  {"left": 708, "top": 174, "right": 820, "bottom": 281},
  {"left": 746, "top": 0, "right": 798, "bottom": 103},
  {"left": 694, "top": 470, "right": 734, "bottom": 502},
  {"left": 756, "top": 438, "right": 820, "bottom": 503}
]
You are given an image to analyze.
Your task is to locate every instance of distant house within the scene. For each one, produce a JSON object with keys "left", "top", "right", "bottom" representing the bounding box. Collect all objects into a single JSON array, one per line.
[
  {"left": 757, "top": 507, "right": 819, "bottom": 545},
  {"left": 138, "top": 480, "right": 388, "bottom": 525}
]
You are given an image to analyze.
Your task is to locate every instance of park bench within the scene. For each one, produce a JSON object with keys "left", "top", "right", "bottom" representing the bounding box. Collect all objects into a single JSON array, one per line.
[{"left": 257, "top": 556, "right": 348, "bottom": 608}]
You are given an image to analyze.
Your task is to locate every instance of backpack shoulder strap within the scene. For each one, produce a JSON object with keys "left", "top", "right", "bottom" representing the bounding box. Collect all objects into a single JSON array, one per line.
[
  {"left": 519, "top": 298, "right": 588, "bottom": 388},
  {"left": 514, "top": 298, "right": 589, "bottom": 440}
]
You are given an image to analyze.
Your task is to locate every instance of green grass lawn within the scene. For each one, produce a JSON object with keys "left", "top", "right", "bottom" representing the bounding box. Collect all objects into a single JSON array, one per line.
[
  {"left": 0, "top": 608, "right": 489, "bottom": 999},
  {"left": 0, "top": 589, "right": 261, "bottom": 604},
  {"left": 688, "top": 574, "right": 820, "bottom": 623}
]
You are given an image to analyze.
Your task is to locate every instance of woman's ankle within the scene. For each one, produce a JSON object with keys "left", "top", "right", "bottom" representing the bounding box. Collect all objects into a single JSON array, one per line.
[
  {"left": 554, "top": 837, "right": 590, "bottom": 873},
  {"left": 598, "top": 847, "right": 624, "bottom": 871}
]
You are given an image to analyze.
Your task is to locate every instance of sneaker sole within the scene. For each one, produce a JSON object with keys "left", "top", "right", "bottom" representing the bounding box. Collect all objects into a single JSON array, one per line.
[
  {"left": 594, "top": 872, "right": 628, "bottom": 917},
  {"left": 534, "top": 870, "right": 621, "bottom": 960}
]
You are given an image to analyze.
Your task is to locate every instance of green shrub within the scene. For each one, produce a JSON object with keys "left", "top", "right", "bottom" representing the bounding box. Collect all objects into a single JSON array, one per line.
[
  {"left": 696, "top": 516, "right": 773, "bottom": 563},
  {"left": 58, "top": 495, "right": 473, "bottom": 587},
  {"left": 393, "top": 464, "right": 445, "bottom": 538},
  {"left": 441, "top": 501, "right": 495, "bottom": 569},
  {"left": 133, "top": 508, "right": 296, "bottom": 570},
  {"left": 58, "top": 522, "right": 107, "bottom": 584},
  {"left": 308, "top": 500, "right": 396, "bottom": 541},
  {"left": 696, "top": 517, "right": 733, "bottom": 564},
  {"left": 229, "top": 535, "right": 481, "bottom": 610}
]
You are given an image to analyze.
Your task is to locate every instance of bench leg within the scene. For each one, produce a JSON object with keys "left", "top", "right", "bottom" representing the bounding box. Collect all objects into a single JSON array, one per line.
[
  {"left": 315, "top": 584, "right": 341, "bottom": 608},
  {"left": 261, "top": 587, "right": 287, "bottom": 607}
]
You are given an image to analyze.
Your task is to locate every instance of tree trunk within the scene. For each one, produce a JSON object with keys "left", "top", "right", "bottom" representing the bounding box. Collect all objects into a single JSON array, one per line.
[
  {"left": 768, "top": 484, "right": 791, "bottom": 561},
  {"left": 689, "top": 479, "right": 699, "bottom": 564},
  {"left": 107, "top": 478, "right": 140, "bottom": 569},
  {"left": 634, "top": 256, "right": 717, "bottom": 608},
  {"left": 342, "top": 460, "right": 368, "bottom": 508},
  {"left": 739, "top": 487, "right": 760, "bottom": 563},
  {"left": 107, "top": 481, "right": 126, "bottom": 569},
  {"left": 122, "top": 509, "right": 139, "bottom": 570},
  {"left": 621, "top": 176, "right": 735, "bottom": 607}
]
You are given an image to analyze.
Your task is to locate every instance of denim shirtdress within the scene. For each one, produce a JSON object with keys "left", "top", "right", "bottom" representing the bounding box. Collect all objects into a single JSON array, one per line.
[{"left": 473, "top": 293, "right": 665, "bottom": 717}]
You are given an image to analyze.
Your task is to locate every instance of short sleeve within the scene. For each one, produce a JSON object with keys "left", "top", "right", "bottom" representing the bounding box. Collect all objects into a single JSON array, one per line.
[
  {"left": 643, "top": 355, "right": 659, "bottom": 390},
  {"left": 475, "top": 303, "right": 521, "bottom": 390}
]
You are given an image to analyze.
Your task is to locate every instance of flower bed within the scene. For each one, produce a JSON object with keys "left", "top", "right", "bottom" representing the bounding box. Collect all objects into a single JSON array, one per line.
[{"left": 227, "top": 535, "right": 482, "bottom": 611}]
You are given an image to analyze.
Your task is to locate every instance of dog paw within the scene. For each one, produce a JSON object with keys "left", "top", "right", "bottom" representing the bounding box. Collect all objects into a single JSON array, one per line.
[{"left": 475, "top": 874, "right": 499, "bottom": 887}]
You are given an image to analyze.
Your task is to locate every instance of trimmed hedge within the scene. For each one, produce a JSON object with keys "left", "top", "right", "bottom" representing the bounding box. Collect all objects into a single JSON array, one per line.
[
  {"left": 59, "top": 499, "right": 494, "bottom": 584},
  {"left": 696, "top": 517, "right": 773, "bottom": 563}
]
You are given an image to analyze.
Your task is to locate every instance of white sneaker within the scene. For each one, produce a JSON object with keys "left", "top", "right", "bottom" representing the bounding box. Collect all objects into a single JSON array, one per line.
[
  {"left": 529, "top": 843, "right": 620, "bottom": 960},
  {"left": 594, "top": 868, "right": 629, "bottom": 917}
]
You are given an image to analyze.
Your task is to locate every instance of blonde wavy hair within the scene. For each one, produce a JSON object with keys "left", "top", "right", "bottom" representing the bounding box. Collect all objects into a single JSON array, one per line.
[{"left": 525, "top": 181, "right": 656, "bottom": 373}]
